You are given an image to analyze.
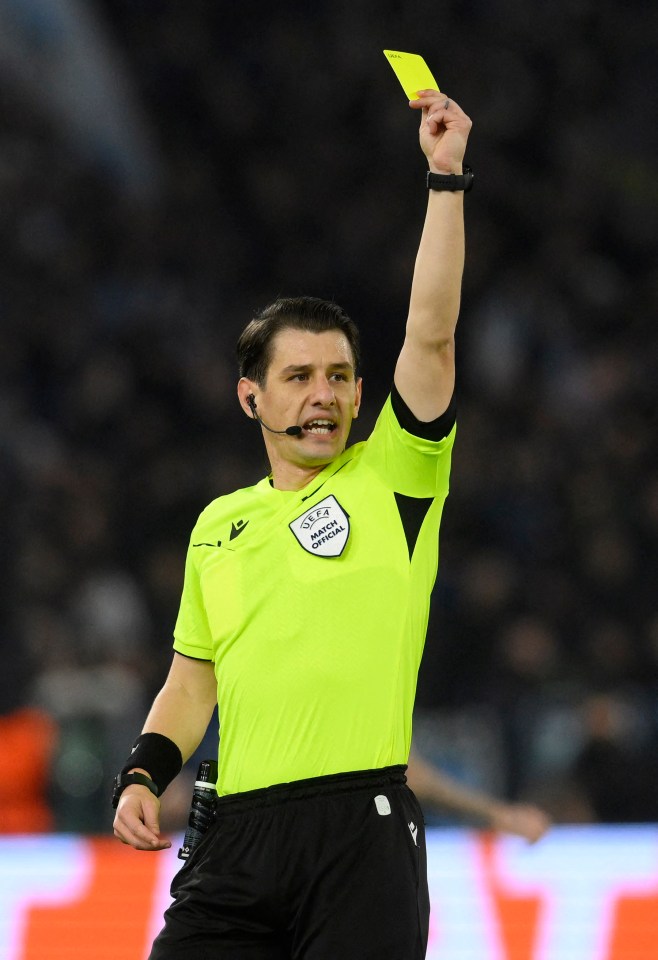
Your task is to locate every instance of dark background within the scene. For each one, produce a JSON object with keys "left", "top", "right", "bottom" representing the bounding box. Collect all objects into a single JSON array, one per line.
[{"left": 0, "top": 0, "right": 656, "bottom": 831}]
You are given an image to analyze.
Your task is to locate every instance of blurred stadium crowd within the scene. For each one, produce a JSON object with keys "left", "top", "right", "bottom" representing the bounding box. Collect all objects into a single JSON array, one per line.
[{"left": 0, "top": 0, "right": 656, "bottom": 833}]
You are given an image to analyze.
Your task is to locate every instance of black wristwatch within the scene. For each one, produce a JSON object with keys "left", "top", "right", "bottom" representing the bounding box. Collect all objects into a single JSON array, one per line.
[
  {"left": 112, "top": 771, "right": 159, "bottom": 808},
  {"left": 426, "top": 165, "right": 474, "bottom": 192}
]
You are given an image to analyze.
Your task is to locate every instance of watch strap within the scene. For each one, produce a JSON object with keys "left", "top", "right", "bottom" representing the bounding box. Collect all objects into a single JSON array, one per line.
[
  {"left": 426, "top": 165, "right": 473, "bottom": 192},
  {"left": 112, "top": 771, "right": 159, "bottom": 808}
]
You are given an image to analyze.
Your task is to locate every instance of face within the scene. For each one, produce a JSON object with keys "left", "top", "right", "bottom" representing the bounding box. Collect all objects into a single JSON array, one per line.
[{"left": 242, "top": 327, "right": 362, "bottom": 469}]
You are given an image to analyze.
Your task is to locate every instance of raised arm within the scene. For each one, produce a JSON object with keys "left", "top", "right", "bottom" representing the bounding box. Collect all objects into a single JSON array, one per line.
[
  {"left": 394, "top": 90, "right": 472, "bottom": 422},
  {"left": 112, "top": 652, "right": 217, "bottom": 850}
]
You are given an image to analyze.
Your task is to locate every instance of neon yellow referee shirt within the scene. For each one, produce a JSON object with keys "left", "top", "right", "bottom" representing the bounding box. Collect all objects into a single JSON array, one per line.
[{"left": 173, "top": 391, "right": 456, "bottom": 796}]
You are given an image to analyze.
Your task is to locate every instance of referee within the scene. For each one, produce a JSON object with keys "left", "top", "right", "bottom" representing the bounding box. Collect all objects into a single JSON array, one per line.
[{"left": 113, "top": 89, "right": 472, "bottom": 959}]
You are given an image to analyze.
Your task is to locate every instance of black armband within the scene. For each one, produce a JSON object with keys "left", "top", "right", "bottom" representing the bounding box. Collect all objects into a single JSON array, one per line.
[{"left": 120, "top": 732, "right": 183, "bottom": 796}]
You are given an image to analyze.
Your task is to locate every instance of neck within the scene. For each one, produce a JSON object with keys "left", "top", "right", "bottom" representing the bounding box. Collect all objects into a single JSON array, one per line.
[{"left": 269, "top": 460, "right": 328, "bottom": 491}]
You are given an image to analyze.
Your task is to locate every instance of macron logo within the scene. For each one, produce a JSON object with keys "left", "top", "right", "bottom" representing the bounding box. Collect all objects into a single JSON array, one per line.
[
  {"left": 229, "top": 519, "right": 249, "bottom": 541},
  {"left": 408, "top": 821, "right": 418, "bottom": 846}
]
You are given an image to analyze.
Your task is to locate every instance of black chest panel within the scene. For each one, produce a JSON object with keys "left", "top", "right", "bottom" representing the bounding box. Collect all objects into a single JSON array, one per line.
[{"left": 394, "top": 493, "right": 434, "bottom": 559}]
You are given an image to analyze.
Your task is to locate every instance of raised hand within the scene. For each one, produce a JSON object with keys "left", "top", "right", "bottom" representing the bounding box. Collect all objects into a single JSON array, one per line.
[{"left": 409, "top": 90, "right": 472, "bottom": 174}]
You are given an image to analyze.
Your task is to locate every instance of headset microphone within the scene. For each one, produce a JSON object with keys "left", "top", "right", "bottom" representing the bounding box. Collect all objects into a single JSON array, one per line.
[{"left": 247, "top": 395, "right": 303, "bottom": 437}]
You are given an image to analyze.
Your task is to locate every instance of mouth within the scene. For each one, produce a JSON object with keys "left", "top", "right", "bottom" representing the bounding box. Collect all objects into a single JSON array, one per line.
[{"left": 302, "top": 418, "right": 338, "bottom": 436}]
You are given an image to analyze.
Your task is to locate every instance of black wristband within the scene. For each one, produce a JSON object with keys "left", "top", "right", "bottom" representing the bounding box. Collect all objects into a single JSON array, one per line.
[
  {"left": 426, "top": 165, "right": 474, "bottom": 192},
  {"left": 120, "top": 732, "right": 183, "bottom": 796}
]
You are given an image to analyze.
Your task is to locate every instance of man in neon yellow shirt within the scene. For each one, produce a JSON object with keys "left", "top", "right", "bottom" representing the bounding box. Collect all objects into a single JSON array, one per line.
[{"left": 113, "top": 88, "right": 472, "bottom": 959}]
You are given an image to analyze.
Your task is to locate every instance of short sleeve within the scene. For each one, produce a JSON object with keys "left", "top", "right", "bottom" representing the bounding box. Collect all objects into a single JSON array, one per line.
[
  {"left": 359, "top": 393, "right": 456, "bottom": 498},
  {"left": 390, "top": 382, "right": 456, "bottom": 441},
  {"left": 172, "top": 543, "right": 213, "bottom": 660}
]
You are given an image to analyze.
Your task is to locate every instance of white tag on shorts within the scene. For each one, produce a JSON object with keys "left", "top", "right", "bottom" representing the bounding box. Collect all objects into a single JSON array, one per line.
[{"left": 374, "top": 794, "right": 391, "bottom": 816}]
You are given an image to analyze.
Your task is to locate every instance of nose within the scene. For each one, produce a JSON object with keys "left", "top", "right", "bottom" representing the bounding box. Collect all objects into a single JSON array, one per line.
[{"left": 310, "top": 376, "right": 336, "bottom": 406}]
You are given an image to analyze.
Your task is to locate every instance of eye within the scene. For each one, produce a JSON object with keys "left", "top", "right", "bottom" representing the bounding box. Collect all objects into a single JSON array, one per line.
[
  {"left": 331, "top": 373, "right": 347, "bottom": 382},
  {"left": 288, "top": 373, "right": 308, "bottom": 381}
]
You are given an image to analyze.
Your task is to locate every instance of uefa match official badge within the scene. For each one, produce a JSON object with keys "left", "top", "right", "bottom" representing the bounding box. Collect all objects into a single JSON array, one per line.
[{"left": 289, "top": 495, "right": 350, "bottom": 557}]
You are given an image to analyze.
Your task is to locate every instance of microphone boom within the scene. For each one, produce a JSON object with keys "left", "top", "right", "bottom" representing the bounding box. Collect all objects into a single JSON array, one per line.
[{"left": 247, "top": 395, "right": 302, "bottom": 436}]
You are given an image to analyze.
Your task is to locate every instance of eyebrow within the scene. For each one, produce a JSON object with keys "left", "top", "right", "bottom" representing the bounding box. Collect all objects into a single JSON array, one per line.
[{"left": 279, "top": 362, "right": 354, "bottom": 374}]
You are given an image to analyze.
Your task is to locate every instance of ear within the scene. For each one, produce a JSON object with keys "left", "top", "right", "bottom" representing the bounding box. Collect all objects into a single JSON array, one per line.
[
  {"left": 237, "top": 378, "right": 259, "bottom": 419},
  {"left": 352, "top": 377, "right": 363, "bottom": 419}
]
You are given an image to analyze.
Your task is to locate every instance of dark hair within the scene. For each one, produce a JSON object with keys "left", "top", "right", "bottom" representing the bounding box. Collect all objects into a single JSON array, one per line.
[{"left": 237, "top": 296, "right": 361, "bottom": 386}]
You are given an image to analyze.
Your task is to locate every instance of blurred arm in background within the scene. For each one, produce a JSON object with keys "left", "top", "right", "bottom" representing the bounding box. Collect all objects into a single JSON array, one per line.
[{"left": 407, "top": 748, "right": 551, "bottom": 843}]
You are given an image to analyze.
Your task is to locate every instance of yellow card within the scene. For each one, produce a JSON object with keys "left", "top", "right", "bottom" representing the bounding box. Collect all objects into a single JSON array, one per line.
[{"left": 383, "top": 50, "right": 439, "bottom": 99}]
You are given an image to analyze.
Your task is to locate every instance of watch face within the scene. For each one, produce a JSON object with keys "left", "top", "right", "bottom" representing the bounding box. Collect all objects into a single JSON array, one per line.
[{"left": 463, "top": 165, "right": 474, "bottom": 191}]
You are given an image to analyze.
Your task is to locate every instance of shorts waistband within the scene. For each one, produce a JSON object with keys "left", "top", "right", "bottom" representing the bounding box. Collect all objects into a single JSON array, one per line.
[{"left": 215, "top": 765, "right": 408, "bottom": 813}]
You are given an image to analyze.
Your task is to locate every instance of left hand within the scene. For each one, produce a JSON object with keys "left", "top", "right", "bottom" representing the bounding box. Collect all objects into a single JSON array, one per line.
[{"left": 409, "top": 90, "right": 472, "bottom": 174}]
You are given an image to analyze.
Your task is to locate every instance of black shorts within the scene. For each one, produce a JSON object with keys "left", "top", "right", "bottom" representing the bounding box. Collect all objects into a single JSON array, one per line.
[{"left": 149, "top": 766, "right": 429, "bottom": 960}]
